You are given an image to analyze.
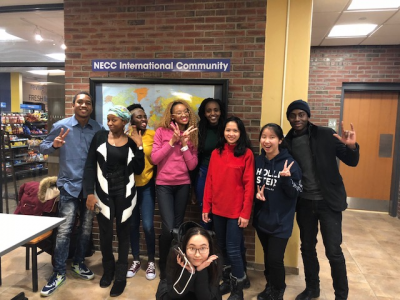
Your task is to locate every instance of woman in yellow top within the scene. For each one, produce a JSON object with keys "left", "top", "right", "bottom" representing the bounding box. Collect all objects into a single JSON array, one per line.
[{"left": 126, "top": 104, "right": 157, "bottom": 281}]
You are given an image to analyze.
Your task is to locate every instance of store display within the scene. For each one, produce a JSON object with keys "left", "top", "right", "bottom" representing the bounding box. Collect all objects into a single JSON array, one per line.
[{"left": 1, "top": 112, "right": 49, "bottom": 180}]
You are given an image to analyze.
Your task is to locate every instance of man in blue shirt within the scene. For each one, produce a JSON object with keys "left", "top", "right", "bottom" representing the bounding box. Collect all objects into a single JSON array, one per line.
[{"left": 39, "top": 91, "right": 103, "bottom": 297}]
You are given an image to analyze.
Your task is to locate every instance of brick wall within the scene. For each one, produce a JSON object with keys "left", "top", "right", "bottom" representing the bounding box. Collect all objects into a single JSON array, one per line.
[
  {"left": 308, "top": 46, "right": 400, "bottom": 126},
  {"left": 64, "top": 0, "right": 267, "bottom": 262},
  {"left": 308, "top": 45, "right": 400, "bottom": 219}
]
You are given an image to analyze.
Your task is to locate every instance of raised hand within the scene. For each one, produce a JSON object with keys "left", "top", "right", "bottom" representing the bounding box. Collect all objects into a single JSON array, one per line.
[
  {"left": 333, "top": 121, "right": 356, "bottom": 149},
  {"left": 53, "top": 128, "right": 70, "bottom": 148},
  {"left": 169, "top": 122, "right": 181, "bottom": 145},
  {"left": 127, "top": 125, "right": 143, "bottom": 147},
  {"left": 256, "top": 184, "right": 266, "bottom": 201},
  {"left": 180, "top": 126, "right": 198, "bottom": 146},
  {"left": 280, "top": 160, "right": 294, "bottom": 177},
  {"left": 196, "top": 255, "right": 218, "bottom": 272}
]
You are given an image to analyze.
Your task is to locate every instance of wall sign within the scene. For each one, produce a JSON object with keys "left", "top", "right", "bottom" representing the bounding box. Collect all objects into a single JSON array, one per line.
[{"left": 92, "top": 59, "right": 230, "bottom": 72}]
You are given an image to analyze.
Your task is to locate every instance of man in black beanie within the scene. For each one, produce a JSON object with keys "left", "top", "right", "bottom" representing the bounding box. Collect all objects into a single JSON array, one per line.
[{"left": 285, "top": 99, "right": 359, "bottom": 300}]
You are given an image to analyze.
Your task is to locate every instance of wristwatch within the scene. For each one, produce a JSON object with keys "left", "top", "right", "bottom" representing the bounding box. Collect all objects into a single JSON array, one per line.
[{"left": 138, "top": 146, "right": 143, "bottom": 150}]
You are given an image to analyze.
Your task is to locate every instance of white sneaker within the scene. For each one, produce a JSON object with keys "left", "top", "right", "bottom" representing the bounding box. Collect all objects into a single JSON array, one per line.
[
  {"left": 126, "top": 260, "right": 141, "bottom": 278},
  {"left": 145, "top": 262, "right": 156, "bottom": 280}
]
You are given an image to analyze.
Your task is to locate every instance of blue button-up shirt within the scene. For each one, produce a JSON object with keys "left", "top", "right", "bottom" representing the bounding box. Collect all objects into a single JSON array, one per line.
[{"left": 40, "top": 115, "right": 103, "bottom": 198}]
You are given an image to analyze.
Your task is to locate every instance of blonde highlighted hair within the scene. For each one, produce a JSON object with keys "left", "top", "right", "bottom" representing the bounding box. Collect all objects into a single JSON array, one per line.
[{"left": 157, "top": 99, "right": 198, "bottom": 148}]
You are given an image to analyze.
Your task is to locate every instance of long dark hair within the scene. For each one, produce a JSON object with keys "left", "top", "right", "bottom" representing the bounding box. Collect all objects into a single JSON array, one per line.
[
  {"left": 197, "top": 98, "right": 226, "bottom": 154},
  {"left": 167, "top": 227, "right": 222, "bottom": 286},
  {"left": 216, "top": 116, "right": 252, "bottom": 157},
  {"left": 259, "top": 123, "right": 287, "bottom": 150}
]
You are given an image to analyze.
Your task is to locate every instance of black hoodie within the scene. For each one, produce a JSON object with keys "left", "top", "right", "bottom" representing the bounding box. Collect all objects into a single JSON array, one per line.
[{"left": 253, "top": 148, "right": 302, "bottom": 239}]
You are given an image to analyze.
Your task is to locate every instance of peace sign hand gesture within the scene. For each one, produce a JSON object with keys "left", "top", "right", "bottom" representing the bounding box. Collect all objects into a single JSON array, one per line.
[
  {"left": 127, "top": 125, "right": 143, "bottom": 147},
  {"left": 256, "top": 184, "right": 266, "bottom": 201},
  {"left": 180, "top": 126, "right": 198, "bottom": 146},
  {"left": 333, "top": 121, "right": 357, "bottom": 150},
  {"left": 53, "top": 128, "right": 70, "bottom": 148},
  {"left": 280, "top": 160, "right": 294, "bottom": 177}
]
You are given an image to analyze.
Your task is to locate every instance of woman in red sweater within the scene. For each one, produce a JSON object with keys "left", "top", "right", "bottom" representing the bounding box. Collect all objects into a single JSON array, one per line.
[{"left": 202, "top": 116, "right": 254, "bottom": 300}]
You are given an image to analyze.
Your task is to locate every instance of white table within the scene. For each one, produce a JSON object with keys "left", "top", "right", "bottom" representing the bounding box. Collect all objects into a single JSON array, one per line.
[{"left": 0, "top": 213, "right": 65, "bottom": 291}]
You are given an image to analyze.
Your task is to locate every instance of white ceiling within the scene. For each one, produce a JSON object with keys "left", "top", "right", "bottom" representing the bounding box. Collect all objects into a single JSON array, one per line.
[
  {"left": 312, "top": 0, "right": 400, "bottom": 46},
  {"left": 0, "top": 0, "right": 398, "bottom": 65}
]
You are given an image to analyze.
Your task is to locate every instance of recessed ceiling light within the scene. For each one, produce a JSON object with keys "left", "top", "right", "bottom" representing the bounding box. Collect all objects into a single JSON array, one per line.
[
  {"left": 27, "top": 69, "right": 65, "bottom": 76},
  {"left": 45, "top": 53, "right": 66, "bottom": 61},
  {"left": 0, "top": 29, "right": 25, "bottom": 42},
  {"left": 328, "top": 24, "right": 378, "bottom": 38},
  {"left": 348, "top": 0, "right": 400, "bottom": 10}
]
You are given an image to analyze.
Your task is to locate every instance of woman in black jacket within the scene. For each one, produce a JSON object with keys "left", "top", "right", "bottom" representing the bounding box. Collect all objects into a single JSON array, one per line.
[
  {"left": 157, "top": 226, "right": 222, "bottom": 300},
  {"left": 253, "top": 123, "right": 302, "bottom": 300}
]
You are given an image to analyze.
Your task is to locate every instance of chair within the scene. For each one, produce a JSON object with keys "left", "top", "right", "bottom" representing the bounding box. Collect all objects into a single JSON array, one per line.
[{"left": 22, "top": 230, "right": 53, "bottom": 292}]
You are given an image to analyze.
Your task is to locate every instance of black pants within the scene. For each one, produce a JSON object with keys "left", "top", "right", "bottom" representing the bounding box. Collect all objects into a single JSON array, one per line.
[
  {"left": 297, "top": 198, "right": 348, "bottom": 300},
  {"left": 97, "top": 193, "right": 130, "bottom": 265},
  {"left": 156, "top": 184, "right": 190, "bottom": 277},
  {"left": 256, "top": 230, "right": 288, "bottom": 290}
]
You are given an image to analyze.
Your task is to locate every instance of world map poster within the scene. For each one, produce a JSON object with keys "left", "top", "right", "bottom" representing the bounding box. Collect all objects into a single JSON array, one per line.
[{"left": 98, "top": 83, "right": 216, "bottom": 130}]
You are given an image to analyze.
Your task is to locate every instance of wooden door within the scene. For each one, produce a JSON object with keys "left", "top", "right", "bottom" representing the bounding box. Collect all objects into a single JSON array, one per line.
[{"left": 340, "top": 91, "right": 398, "bottom": 201}]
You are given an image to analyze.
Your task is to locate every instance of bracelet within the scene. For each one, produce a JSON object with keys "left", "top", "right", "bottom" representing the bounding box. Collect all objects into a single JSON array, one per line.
[{"left": 180, "top": 145, "right": 189, "bottom": 152}]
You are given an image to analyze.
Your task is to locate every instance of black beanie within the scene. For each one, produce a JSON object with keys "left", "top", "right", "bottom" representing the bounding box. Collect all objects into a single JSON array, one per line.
[{"left": 286, "top": 99, "right": 311, "bottom": 119}]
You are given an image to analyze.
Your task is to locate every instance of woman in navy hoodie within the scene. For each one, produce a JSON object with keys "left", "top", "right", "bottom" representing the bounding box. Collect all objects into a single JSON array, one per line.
[{"left": 253, "top": 123, "right": 302, "bottom": 300}]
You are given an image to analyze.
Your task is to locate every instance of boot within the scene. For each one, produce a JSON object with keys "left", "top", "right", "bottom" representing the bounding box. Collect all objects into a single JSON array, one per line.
[
  {"left": 100, "top": 260, "right": 115, "bottom": 288},
  {"left": 257, "top": 283, "right": 271, "bottom": 300},
  {"left": 227, "top": 274, "right": 246, "bottom": 300},
  {"left": 219, "top": 265, "right": 231, "bottom": 295},
  {"left": 269, "top": 286, "right": 285, "bottom": 300},
  {"left": 110, "top": 262, "right": 127, "bottom": 297}
]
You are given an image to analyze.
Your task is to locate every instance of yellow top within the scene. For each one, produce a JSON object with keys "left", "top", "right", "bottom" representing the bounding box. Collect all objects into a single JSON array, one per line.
[{"left": 135, "top": 129, "right": 155, "bottom": 187}]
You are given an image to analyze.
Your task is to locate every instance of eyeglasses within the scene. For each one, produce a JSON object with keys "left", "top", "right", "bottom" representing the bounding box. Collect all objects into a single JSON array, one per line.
[
  {"left": 186, "top": 247, "right": 209, "bottom": 255},
  {"left": 172, "top": 109, "right": 190, "bottom": 117}
]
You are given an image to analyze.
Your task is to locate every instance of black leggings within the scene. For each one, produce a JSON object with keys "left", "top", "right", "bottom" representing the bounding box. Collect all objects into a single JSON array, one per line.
[
  {"left": 256, "top": 230, "right": 289, "bottom": 290},
  {"left": 156, "top": 184, "right": 190, "bottom": 276},
  {"left": 97, "top": 193, "right": 130, "bottom": 264}
]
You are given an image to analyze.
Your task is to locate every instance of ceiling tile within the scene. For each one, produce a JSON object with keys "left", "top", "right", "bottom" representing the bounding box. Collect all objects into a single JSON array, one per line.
[
  {"left": 386, "top": 10, "right": 400, "bottom": 24},
  {"left": 321, "top": 37, "right": 365, "bottom": 46},
  {"left": 336, "top": 10, "right": 396, "bottom": 25},
  {"left": 312, "top": 12, "right": 341, "bottom": 27},
  {"left": 373, "top": 24, "right": 400, "bottom": 37},
  {"left": 360, "top": 35, "right": 400, "bottom": 45},
  {"left": 313, "top": 0, "right": 350, "bottom": 13}
]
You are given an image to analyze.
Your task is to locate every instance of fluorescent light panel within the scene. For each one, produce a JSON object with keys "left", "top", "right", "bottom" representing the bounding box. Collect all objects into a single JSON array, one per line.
[
  {"left": 348, "top": 0, "right": 400, "bottom": 10},
  {"left": 328, "top": 24, "right": 378, "bottom": 37},
  {"left": 28, "top": 69, "right": 65, "bottom": 76}
]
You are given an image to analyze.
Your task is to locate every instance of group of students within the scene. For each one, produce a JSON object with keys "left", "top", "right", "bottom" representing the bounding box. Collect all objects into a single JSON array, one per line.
[{"left": 39, "top": 91, "right": 359, "bottom": 300}]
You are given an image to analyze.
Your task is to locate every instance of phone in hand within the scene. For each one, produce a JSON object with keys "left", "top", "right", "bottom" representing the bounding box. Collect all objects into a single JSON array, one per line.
[
  {"left": 94, "top": 202, "right": 102, "bottom": 214},
  {"left": 174, "top": 247, "right": 186, "bottom": 261}
]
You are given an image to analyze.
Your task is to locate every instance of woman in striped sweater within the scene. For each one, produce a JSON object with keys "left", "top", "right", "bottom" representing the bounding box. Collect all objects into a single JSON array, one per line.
[{"left": 84, "top": 105, "right": 144, "bottom": 297}]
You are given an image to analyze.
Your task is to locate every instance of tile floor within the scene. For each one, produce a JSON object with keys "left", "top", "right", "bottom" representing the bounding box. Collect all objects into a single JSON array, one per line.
[{"left": 1, "top": 209, "right": 400, "bottom": 299}]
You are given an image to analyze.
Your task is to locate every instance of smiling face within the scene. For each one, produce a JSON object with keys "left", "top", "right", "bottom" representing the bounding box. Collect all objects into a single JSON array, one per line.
[
  {"left": 185, "top": 234, "right": 210, "bottom": 267},
  {"left": 288, "top": 109, "right": 309, "bottom": 134},
  {"left": 260, "top": 127, "right": 282, "bottom": 160},
  {"left": 204, "top": 101, "right": 221, "bottom": 126},
  {"left": 130, "top": 108, "right": 147, "bottom": 131},
  {"left": 171, "top": 103, "right": 190, "bottom": 129},
  {"left": 107, "top": 114, "right": 127, "bottom": 134},
  {"left": 224, "top": 121, "right": 240, "bottom": 145},
  {"left": 73, "top": 94, "right": 93, "bottom": 120}
]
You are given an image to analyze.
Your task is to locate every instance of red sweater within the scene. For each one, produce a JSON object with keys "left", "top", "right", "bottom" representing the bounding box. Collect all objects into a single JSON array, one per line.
[{"left": 203, "top": 144, "right": 255, "bottom": 220}]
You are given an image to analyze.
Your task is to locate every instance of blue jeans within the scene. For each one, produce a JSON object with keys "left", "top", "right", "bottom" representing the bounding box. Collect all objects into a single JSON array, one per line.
[
  {"left": 194, "top": 164, "right": 212, "bottom": 230},
  {"left": 130, "top": 178, "right": 156, "bottom": 260},
  {"left": 297, "top": 198, "right": 348, "bottom": 300},
  {"left": 53, "top": 189, "right": 94, "bottom": 274},
  {"left": 213, "top": 214, "right": 245, "bottom": 279}
]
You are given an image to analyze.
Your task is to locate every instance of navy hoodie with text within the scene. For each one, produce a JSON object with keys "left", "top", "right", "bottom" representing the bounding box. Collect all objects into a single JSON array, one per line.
[{"left": 253, "top": 148, "right": 302, "bottom": 239}]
